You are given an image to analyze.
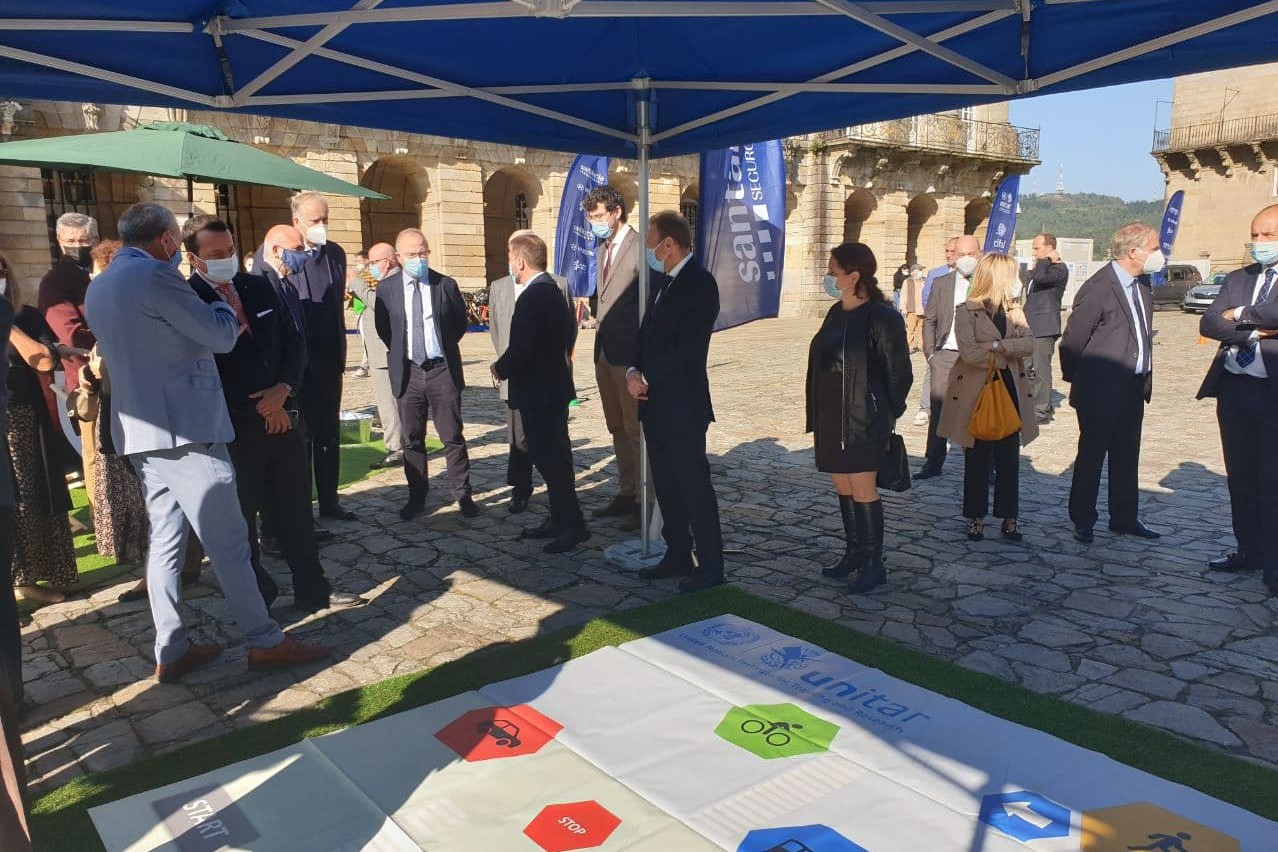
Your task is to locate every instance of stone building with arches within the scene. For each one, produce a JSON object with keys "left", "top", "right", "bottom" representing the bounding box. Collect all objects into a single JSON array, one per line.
[{"left": 0, "top": 100, "right": 1037, "bottom": 318}]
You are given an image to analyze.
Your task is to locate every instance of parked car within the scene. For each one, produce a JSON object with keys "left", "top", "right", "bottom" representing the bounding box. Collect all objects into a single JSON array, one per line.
[
  {"left": 1183, "top": 272, "right": 1228, "bottom": 313},
  {"left": 1151, "top": 263, "right": 1202, "bottom": 309}
]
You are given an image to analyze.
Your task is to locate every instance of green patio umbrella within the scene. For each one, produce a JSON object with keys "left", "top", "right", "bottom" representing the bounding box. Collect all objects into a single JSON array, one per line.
[{"left": 0, "top": 120, "right": 388, "bottom": 210}]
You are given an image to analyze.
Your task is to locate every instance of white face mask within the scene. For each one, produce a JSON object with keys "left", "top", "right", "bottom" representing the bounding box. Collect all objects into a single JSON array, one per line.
[
  {"left": 305, "top": 223, "right": 327, "bottom": 246},
  {"left": 955, "top": 256, "right": 979, "bottom": 277},
  {"left": 0, "top": 278, "right": 7, "bottom": 296},
  {"left": 202, "top": 254, "right": 240, "bottom": 284},
  {"left": 1011, "top": 281, "right": 1023, "bottom": 300},
  {"left": 1141, "top": 248, "right": 1166, "bottom": 275}
]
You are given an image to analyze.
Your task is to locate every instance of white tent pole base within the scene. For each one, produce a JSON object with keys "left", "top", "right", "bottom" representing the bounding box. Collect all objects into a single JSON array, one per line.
[{"left": 603, "top": 502, "right": 666, "bottom": 570}]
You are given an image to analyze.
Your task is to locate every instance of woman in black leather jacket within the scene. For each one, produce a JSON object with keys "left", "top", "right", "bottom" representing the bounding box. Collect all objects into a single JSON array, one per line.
[{"left": 805, "top": 242, "right": 912, "bottom": 595}]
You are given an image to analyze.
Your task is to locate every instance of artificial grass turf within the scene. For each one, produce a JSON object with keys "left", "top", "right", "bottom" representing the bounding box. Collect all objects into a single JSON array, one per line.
[{"left": 29, "top": 586, "right": 1278, "bottom": 851}]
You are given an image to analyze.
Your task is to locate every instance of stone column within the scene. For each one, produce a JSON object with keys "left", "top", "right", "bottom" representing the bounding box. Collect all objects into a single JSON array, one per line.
[
  {"left": 0, "top": 165, "right": 53, "bottom": 301},
  {"left": 429, "top": 160, "right": 484, "bottom": 289}
]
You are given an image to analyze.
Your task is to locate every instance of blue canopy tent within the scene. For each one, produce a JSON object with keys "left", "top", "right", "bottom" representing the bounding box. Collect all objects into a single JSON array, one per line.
[{"left": 2, "top": 0, "right": 1276, "bottom": 555}]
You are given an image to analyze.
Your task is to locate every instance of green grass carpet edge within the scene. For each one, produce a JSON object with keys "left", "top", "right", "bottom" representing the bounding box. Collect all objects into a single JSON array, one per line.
[{"left": 30, "top": 586, "right": 1278, "bottom": 851}]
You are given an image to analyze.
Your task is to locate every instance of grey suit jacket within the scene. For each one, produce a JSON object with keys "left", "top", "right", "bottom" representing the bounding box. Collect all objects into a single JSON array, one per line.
[
  {"left": 594, "top": 227, "right": 641, "bottom": 365},
  {"left": 1060, "top": 262, "right": 1154, "bottom": 412},
  {"left": 84, "top": 246, "right": 239, "bottom": 455},
  {"left": 922, "top": 270, "right": 960, "bottom": 357},
  {"left": 350, "top": 273, "right": 389, "bottom": 371},
  {"left": 489, "top": 272, "right": 571, "bottom": 401}
]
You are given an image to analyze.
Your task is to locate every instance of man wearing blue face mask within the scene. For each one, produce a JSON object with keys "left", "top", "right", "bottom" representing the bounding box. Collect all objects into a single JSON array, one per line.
[
  {"left": 1198, "top": 204, "right": 1278, "bottom": 592},
  {"left": 351, "top": 242, "right": 403, "bottom": 471},
  {"left": 375, "top": 228, "right": 476, "bottom": 522}
]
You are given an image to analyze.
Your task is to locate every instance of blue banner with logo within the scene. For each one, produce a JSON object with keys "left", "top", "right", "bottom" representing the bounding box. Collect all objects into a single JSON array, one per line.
[
  {"left": 697, "top": 140, "right": 786, "bottom": 331},
  {"left": 553, "top": 153, "right": 609, "bottom": 297},
  {"left": 1149, "top": 189, "right": 1185, "bottom": 287},
  {"left": 983, "top": 175, "right": 1020, "bottom": 254}
]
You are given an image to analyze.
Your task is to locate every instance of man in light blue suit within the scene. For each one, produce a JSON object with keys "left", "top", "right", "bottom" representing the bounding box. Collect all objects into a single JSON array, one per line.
[{"left": 86, "top": 203, "right": 330, "bottom": 683}]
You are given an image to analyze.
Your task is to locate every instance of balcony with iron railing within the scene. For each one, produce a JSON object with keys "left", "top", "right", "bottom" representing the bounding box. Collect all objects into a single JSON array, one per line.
[
  {"left": 1152, "top": 112, "right": 1278, "bottom": 153},
  {"left": 812, "top": 114, "right": 1040, "bottom": 162}
]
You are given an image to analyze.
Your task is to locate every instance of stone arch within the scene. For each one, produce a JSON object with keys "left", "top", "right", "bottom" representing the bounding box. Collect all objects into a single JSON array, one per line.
[
  {"left": 905, "top": 194, "right": 939, "bottom": 266},
  {"left": 964, "top": 197, "right": 993, "bottom": 244},
  {"left": 219, "top": 183, "right": 292, "bottom": 259},
  {"left": 483, "top": 166, "right": 541, "bottom": 283},
  {"left": 843, "top": 188, "right": 878, "bottom": 244},
  {"left": 360, "top": 156, "right": 431, "bottom": 247}
]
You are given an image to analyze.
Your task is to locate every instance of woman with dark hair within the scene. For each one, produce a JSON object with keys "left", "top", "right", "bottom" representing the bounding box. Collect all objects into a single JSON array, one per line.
[{"left": 805, "top": 242, "right": 912, "bottom": 595}]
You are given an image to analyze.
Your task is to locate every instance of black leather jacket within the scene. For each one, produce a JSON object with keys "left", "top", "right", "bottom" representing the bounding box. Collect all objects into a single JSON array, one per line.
[{"left": 805, "top": 300, "right": 912, "bottom": 446}]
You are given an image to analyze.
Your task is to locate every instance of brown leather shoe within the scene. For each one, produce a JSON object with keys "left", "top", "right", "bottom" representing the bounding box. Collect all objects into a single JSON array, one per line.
[
  {"left": 156, "top": 641, "right": 222, "bottom": 684},
  {"left": 247, "top": 635, "right": 332, "bottom": 672}
]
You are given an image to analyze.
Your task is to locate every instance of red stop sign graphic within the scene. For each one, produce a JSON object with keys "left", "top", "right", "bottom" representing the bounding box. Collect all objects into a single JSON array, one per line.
[
  {"left": 524, "top": 801, "right": 621, "bottom": 852},
  {"left": 434, "top": 704, "right": 563, "bottom": 762}
]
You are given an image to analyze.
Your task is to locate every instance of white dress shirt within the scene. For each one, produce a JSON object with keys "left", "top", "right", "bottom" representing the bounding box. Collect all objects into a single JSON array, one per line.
[
  {"left": 1111, "top": 261, "right": 1150, "bottom": 375},
  {"left": 1224, "top": 266, "right": 1278, "bottom": 378},
  {"left": 941, "top": 273, "right": 971, "bottom": 351},
  {"left": 403, "top": 274, "right": 444, "bottom": 360}
]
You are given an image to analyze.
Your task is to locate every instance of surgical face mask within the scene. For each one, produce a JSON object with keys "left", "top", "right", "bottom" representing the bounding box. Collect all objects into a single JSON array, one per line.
[
  {"left": 404, "top": 257, "right": 429, "bottom": 280},
  {"left": 65, "top": 245, "right": 93, "bottom": 269},
  {"left": 646, "top": 242, "right": 668, "bottom": 273},
  {"left": 167, "top": 238, "right": 183, "bottom": 268},
  {"left": 509, "top": 265, "right": 519, "bottom": 285},
  {"left": 1011, "top": 281, "right": 1024, "bottom": 300},
  {"left": 1141, "top": 248, "right": 1166, "bottom": 276},
  {"left": 955, "top": 255, "right": 978, "bottom": 277},
  {"left": 823, "top": 275, "right": 841, "bottom": 299},
  {"left": 305, "top": 223, "right": 327, "bottom": 246},
  {"left": 1250, "top": 242, "right": 1278, "bottom": 267},
  {"left": 368, "top": 262, "right": 384, "bottom": 282},
  {"left": 281, "top": 248, "right": 309, "bottom": 275},
  {"left": 591, "top": 221, "right": 614, "bottom": 240},
  {"left": 202, "top": 253, "right": 239, "bottom": 283}
]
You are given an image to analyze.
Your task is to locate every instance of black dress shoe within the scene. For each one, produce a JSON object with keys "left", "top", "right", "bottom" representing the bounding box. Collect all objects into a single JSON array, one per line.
[
  {"left": 1108, "top": 521, "right": 1161, "bottom": 539},
  {"left": 399, "top": 498, "right": 425, "bottom": 521},
  {"left": 638, "top": 557, "right": 695, "bottom": 580},
  {"left": 319, "top": 503, "right": 356, "bottom": 521},
  {"left": 914, "top": 465, "right": 943, "bottom": 480},
  {"left": 544, "top": 525, "right": 591, "bottom": 554},
  {"left": 292, "top": 591, "right": 368, "bottom": 614},
  {"left": 678, "top": 572, "right": 726, "bottom": 593},
  {"left": 509, "top": 491, "right": 531, "bottom": 514},
  {"left": 1208, "top": 552, "right": 1257, "bottom": 572},
  {"left": 1073, "top": 526, "right": 1094, "bottom": 544},
  {"left": 520, "top": 518, "right": 561, "bottom": 540},
  {"left": 369, "top": 452, "right": 403, "bottom": 470},
  {"left": 458, "top": 496, "right": 481, "bottom": 518},
  {"left": 593, "top": 495, "right": 638, "bottom": 518}
]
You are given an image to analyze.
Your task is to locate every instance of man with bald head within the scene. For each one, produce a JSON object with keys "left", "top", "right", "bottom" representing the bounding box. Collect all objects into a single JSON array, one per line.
[
  {"left": 374, "top": 228, "right": 476, "bottom": 521},
  {"left": 350, "top": 242, "right": 402, "bottom": 469},
  {"left": 255, "top": 193, "right": 351, "bottom": 521},
  {"left": 919, "top": 234, "right": 982, "bottom": 479},
  {"left": 1198, "top": 204, "right": 1278, "bottom": 590}
]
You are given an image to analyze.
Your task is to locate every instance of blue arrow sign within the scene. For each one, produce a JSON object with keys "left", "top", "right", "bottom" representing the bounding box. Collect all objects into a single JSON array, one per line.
[
  {"left": 978, "top": 791, "right": 1072, "bottom": 841},
  {"left": 738, "top": 824, "right": 869, "bottom": 852}
]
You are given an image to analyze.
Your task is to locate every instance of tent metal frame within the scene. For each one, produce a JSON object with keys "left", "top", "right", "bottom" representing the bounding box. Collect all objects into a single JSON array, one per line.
[{"left": 4, "top": 0, "right": 1277, "bottom": 555}]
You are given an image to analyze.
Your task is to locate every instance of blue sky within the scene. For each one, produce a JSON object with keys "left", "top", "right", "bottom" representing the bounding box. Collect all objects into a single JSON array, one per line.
[{"left": 1009, "top": 79, "right": 1173, "bottom": 202}]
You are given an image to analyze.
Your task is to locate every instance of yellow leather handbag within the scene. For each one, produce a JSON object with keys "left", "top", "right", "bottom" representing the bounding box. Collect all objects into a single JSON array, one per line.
[{"left": 969, "top": 357, "right": 1022, "bottom": 441}]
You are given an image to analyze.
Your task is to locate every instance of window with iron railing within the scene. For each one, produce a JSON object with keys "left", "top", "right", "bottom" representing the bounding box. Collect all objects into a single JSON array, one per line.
[
  {"left": 41, "top": 168, "right": 100, "bottom": 264},
  {"left": 1152, "top": 112, "right": 1278, "bottom": 153}
]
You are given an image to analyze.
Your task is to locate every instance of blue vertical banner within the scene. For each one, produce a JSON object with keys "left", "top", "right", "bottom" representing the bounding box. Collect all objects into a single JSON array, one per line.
[
  {"left": 553, "top": 153, "right": 609, "bottom": 297},
  {"left": 983, "top": 175, "right": 1020, "bottom": 254},
  {"left": 697, "top": 140, "right": 786, "bottom": 331},
  {"left": 1149, "top": 189, "right": 1185, "bottom": 287}
]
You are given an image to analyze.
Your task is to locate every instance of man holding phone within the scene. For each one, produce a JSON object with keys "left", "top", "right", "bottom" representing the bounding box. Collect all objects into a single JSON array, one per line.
[{"left": 183, "top": 216, "right": 364, "bottom": 614}]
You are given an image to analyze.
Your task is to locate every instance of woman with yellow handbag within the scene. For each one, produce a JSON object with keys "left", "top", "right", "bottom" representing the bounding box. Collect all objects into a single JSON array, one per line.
[{"left": 937, "top": 253, "right": 1039, "bottom": 542}]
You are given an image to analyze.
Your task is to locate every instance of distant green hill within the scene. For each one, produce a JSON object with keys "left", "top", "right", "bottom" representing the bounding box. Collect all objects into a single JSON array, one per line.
[{"left": 1017, "top": 193, "right": 1163, "bottom": 259}]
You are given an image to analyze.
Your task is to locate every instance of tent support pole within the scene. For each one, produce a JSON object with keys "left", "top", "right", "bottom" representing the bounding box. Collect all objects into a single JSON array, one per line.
[{"left": 636, "top": 82, "right": 652, "bottom": 556}]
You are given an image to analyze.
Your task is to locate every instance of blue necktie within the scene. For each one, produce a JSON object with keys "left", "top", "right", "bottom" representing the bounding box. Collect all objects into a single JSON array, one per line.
[
  {"left": 1234, "top": 268, "right": 1276, "bottom": 368},
  {"left": 410, "top": 280, "right": 427, "bottom": 364}
]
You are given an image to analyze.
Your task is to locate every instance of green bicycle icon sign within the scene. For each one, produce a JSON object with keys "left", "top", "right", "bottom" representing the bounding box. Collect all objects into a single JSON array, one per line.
[
  {"left": 716, "top": 703, "right": 839, "bottom": 760},
  {"left": 739, "top": 718, "right": 805, "bottom": 747}
]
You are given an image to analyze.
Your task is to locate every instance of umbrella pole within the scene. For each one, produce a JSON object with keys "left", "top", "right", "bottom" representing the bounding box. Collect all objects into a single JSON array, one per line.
[
  {"left": 186, "top": 177, "right": 194, "bottom": 219},
  {"left": 636, "top": 88, "right": 651, "bottom": 556}
]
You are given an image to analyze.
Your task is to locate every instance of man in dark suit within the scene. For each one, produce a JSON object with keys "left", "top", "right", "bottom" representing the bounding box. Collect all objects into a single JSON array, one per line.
[
  {"left": 1196, "top": 204, "right": 1278, "bottom": 591},
  {"left": 492, "top": 233, "right": 588, "bottom": 552},
  {"left": 489, "top": 229, "right": 574, "bottom": 515},
  {"left": 584, "top": 186, "right": 642, "bottom": 530},
  {"left": 184, "top": 216, "right": 364, "bottom": 614},
  {"left": 627, "top": 211, "right": 724, "bottom": 593},
  {"left": 1060, "top": 221, "right": 1163, "bottom": 545},
  {"left": 1023, "top": 232, "right": 1070, "bottom": 425},
  {"left": 253, "top": 192, "right": 351, "bottom": 521},
  {"left": 374, "top": 228, "right": 477, "bottom": 522},
  {"left": 919, "top": 234, "right": 981, "bottom": 479}
]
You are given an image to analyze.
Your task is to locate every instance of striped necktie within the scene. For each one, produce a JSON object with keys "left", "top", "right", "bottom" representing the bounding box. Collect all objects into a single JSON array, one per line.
[{"left": 1234, "top": 268, "right": 1276, "bottom": 368}]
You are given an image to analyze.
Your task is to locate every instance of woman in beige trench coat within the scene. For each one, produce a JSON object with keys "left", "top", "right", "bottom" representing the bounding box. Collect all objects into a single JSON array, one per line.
[{"left": 937, "top": 253, "right": 1039, "bottom": 542}]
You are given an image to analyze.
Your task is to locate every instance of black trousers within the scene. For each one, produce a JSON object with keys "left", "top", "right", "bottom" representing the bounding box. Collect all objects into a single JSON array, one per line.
[
  {"left": 518, "top": 403, "right": 582, "bottom": 527},
  {"left": 228, "top": 417, "right": 330, "bottom": 603},
  {"left": 964, "top": 433, "right": 1020, "bottom": 519},
  {"left": 303, "top": 363, "right": 343, "bottom": 509},
  {"left": 1217, "top": 371, "right": 1278, "bottom": 567},
  {"left": 0, "top": 507, "right": 19, "bottom": 705},
  {"left": 397, "top": 360, "right": 472, "bottom": 501},
  {"left": 1031, "top": 335, "right": 1059, "bottom": 419},
  {"left": 925, "top": 350, "right": 958, "bottom": 469},
  {"left": 646, "top": 417, "right": 724, "bottom": 578},
  {"left": 506, "top": 406, "right": 534, "bottom": 497},
  {"left": 1068, "top": 375, "right": 1146, "bottom": 529}
]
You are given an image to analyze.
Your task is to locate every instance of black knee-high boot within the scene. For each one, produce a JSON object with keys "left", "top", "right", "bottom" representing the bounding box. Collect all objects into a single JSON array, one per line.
[
  {"left": 822, "top": 496, "right": 859, "bottom": 579},
  {"left": 847, "top": 500, "right": 885, "bottom": 594}
]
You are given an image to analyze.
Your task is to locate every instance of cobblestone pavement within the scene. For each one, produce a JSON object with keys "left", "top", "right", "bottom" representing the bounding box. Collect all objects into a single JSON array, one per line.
[{"left": 19, "top": 309, "right": 1278, "bottom": 792}]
